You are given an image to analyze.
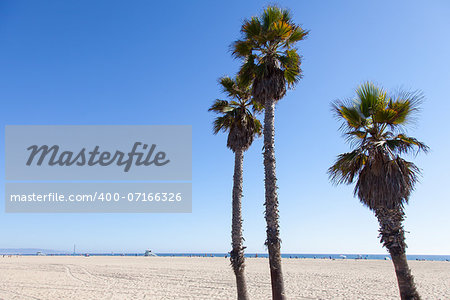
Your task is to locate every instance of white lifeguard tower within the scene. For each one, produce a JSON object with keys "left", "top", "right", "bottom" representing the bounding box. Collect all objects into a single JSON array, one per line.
[{"left": 144, "top": 249, "right": 157, "bottom": 257}]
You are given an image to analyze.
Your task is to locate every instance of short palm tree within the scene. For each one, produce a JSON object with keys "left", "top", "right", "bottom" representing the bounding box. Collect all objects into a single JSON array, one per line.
[
  {"left": 328, "top": 82, "right": 428, "bottom": 300},
  {"left": 209, "top": 76, "right": 262, "bottom": 300},
  {"left": 232, "top": 6, "right": 308, "bottom": 299}
]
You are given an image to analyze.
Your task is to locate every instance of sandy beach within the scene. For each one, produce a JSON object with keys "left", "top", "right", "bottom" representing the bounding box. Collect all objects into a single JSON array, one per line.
[{"left": 0, "top": 256, "right": 447, "bottom": 299}]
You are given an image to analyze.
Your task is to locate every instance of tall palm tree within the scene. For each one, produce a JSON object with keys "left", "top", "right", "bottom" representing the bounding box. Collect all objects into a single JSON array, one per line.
[
  {"left": 209, "top": 76, "right": 262, "bottom": 300},
  {"left": 232, "top": 6, "right": 308, "bottom": 299},
  {"left": 328, "top": 82, "right": 428, "bottom": 300}
]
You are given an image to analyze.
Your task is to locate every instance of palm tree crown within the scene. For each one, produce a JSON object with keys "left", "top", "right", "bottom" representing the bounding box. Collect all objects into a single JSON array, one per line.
[
  {"left": 209, "top": 76, "right": 262, "bottom": 152},
  {"left": 232, "top": 6, "right": 308, "bottom": 104},
  {"left": 328, "top": 82, "right": 429, "bottom": 211}
]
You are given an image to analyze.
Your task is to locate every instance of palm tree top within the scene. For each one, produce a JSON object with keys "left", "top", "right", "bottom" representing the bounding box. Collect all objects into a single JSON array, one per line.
[
  {"left": 332, "top": 82, "right": 429, "bottom": 154},
  {"left": 209, "top": 76, "right": 262, "bottom": 152},
  {"left": 233, "top": 6, "right": 308, "bottom": 58},
  {"left": 328, "top": 82, "right": 429, "bottom": 210},
  {"left": 217, "top": 76, "right": 252, "bottom": 102},
  {"left": 232, "top": 6, "right": 309, "bottom": 94}
]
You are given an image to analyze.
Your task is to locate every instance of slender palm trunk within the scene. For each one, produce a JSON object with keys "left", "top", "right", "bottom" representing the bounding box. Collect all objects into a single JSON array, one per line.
[
  {"left": 263, "top": 99, "right": 285, "bottom": 300},
  {"left": 376, "top": 208, "right": 421, "bottom": 300},
  {"left": 230, "top": 148, "right": 249, "bottom": 300}
]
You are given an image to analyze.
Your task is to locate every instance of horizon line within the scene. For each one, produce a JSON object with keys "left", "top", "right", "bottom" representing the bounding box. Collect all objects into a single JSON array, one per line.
[{"left": 1, "top": 249, "right": 448, "bottom": 256}]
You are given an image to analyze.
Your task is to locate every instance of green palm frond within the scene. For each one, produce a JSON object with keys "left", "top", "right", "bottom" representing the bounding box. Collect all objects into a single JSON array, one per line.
[
  {"left": 219, "top": 77, "right": 236, "bottom": 96},
  {"left": 216, "top": 76, "right": 252, "bottom": 101},
  {"left": 286, "top": 27, "right": 309, "bottom": 47},
  {"left": 208, "top": 99, "right": 231, "bottom": 113},
  {"left": 232, "top": 40, "right": 253, "bottom": 58},
  {"left": 373, "top": 107, "right": 398, "bottom": 124},
  {"left": 328, "top": 149, "right": 367, "bottom": 185},
  {"left": 251, "top": 100, "right": 264, "bottom": 114},
  {"left": 271, "top": 20, "right": 293, "bottom": 39},
  {"left": 252, "top": 116, "right": 262, "bottom": 135},
  {"left": 385, "top": 134, "right": 429, "bottom": 155},
  {"left": 387, "top": 89, "right": 424, "bottom": 126},
  {"left": 344, "top": 130, "right": 367, "bottom": 146},
  {"left": 262, "top": 6, "right": 285, "bottom": 31},
  {"left": 346, "top": 130, "right": 367, "bottom": 139},
  {"left": 237, "top": 55, "right": 257, "bottom": 86},
  {"left": 242, "top": 17, "right": 262, "bottom": 40},
  {"left": 332, "top": 101, "right": 365, "bottom": 130},
  {"left": 278, "top": 49, "right": 301, "bottom": 86},
  {"left": 357, "top": 82, "right": 387, "bottom": 116},
  {"left": 278, "top": 49, "right": 300, "bottom": 68},
  {"left": 213, "top": 115, "right": 232, "bottom": 134}
]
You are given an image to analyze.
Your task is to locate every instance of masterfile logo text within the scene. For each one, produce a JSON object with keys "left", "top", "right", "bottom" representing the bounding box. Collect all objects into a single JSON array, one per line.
[
  {"left": 5, "top": 125, "right": 191, "bottom": 180},
  {"left": 4, "top": 125, "right": 192, "bottom": 213}
]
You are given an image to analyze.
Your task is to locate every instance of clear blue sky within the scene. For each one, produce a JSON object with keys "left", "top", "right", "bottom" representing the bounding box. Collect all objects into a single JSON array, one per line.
[{"left": 0, "top": 0, "right": 449, "bottom": 254}]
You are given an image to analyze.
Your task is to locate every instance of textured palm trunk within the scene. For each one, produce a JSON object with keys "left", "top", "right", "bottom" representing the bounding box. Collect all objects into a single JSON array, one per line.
[
  {"left": 230, "top": 149, "right": 249, "bottom": 300},
  {"left": 263, "top": 99, "right": 286, "bottom": 300},
  {"left": 376, "top": 208, "right": 421, "bottom": 300}
]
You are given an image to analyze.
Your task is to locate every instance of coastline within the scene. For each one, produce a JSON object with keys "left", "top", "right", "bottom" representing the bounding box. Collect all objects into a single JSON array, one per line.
[
  {"left": 0, "top": 256, "right": 448, "bottom": 299},
  {"left": 2, "top": 252, "right": 449, "bottom": 261}
]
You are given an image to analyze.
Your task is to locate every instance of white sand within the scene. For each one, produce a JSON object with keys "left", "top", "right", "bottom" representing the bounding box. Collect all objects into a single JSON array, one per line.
[{"left": 0, "top": 256, "right": 448, "bottom": 299}]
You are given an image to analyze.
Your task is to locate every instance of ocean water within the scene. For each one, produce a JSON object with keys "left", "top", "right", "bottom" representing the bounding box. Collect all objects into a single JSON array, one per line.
[
  {"left": 158, "top": 253, "right": 450, "bottom": 261},
  {"left": 15, "top": 253, "right": 449, "bottom": 261}
]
